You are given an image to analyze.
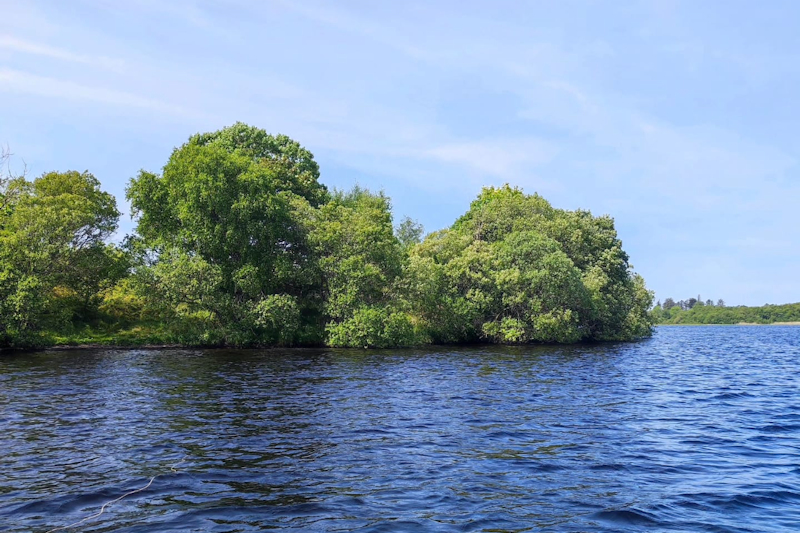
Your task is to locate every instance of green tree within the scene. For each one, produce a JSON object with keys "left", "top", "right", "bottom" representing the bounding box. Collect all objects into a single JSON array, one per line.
[
  {"left": 395, "top": 216, "right": 424, "bottom": 250},
  {"left": 193, "top": 122, "right": 327, "bottom": 207},
  {"left": 126, "top": 124, "right": 327, "bottom": 345},
  {"left": 0, "top": 170, "right": 121, "bottom": 346},
  {"left": 2, "top": 136, "right": 660, "bottom": 348},
  {"left": 406, "top": 185, "right": 652, "bottom": 343},
  {"left": 306, "top": 187, "right": 422, "bottom": 347}
]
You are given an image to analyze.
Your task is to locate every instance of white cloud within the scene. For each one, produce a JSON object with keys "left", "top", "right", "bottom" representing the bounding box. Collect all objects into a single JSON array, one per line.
[
  {"left": 425, "top": 138, "right": 558, "bottom": 179},
  {"left": 4, "top": 0, "right": 800, "bottom": 305},
  {"left": 88, "top": 0, "right": 209, "bottom": 26},
  {"left": 0, "top": 68, "right": 202, "bottom": 118},
  {"left": 269, "top": 0, "right": 431, "bottom": 60},
  {"left": 0, "top": 35, "right": 125, "bottom": 71}
]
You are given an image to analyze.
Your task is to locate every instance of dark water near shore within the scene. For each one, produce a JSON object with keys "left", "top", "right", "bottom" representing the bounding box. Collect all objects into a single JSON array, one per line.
[{"left": 2, "top": 326, "right": 799, "bottom": 532}]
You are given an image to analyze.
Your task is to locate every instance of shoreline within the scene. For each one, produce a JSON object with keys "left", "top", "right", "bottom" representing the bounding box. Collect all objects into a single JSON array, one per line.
[
  {"left": 657, "top": 322, "right": 800, "bottom": 326},
  {"left": 7, "top": 324, "right": 800, "bottom": 353},
  {"left": 1, "top": 337, "right": 641, "bottom": 354}
]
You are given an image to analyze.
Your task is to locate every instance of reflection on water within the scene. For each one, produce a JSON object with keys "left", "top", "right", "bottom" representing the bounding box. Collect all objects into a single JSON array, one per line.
[{"left": 1, "top": 327, "right": 799, "bottom": 532}]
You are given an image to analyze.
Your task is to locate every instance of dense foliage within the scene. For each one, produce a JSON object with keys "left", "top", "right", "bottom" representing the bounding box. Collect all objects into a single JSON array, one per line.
[
  {"left": 652, "top": 298, "right": 800, "bottom": 325},
  {"left": 1, "top": 124, "right": 653, "bottom": 349},
  {"left": 0, "top": 163, "right": 126, "bottom": 347},
  {"left": 405, "top": 186, "right": 652, "bottom": 343}
]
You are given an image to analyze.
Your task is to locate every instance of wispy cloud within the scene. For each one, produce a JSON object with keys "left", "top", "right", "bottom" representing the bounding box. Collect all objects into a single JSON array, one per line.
[
  {"left": 0, "top": 35, "right": 125, "bottom": 71},
  {"left": 270, "top": 0, "right": 430, "bottom": 60},
  {"left": 88, "top": 0, "right": 211, "bottom": 27},
  {"left": 425, "top": 138, "right": 559, "bottom": 179},
  {"left": 0, "top": 68, "right": 201, "bottom": 118},
  {"left": 4, "top": 0, "right": 800, "bottom": 304}
]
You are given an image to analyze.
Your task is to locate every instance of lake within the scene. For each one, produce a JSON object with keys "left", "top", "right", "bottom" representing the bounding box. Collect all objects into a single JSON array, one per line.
[{"left": 2, "top": 326, "right": 799, "bottom": 532}]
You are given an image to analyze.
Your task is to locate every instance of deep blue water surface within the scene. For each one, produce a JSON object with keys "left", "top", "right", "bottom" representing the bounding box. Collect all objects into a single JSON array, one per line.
[{"left": 2, "top": 326, "right": 799, "bottom": 532}]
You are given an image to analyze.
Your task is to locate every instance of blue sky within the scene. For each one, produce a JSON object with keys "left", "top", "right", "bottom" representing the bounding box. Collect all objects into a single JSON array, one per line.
[{"left": 2, "top": 0, "right": 799, "bottom": 306}]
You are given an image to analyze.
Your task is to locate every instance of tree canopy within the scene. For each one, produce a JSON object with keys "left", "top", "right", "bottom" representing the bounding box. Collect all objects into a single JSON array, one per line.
[
  {"left": 126, "top": 123, "right": 327, "bottom": 346},
  {"left": 0, "top": 170, "right": 122, "bottom": 346},
  {"left": 406, "top": 186, "right": 652, "bottom": 344},
  {"left": 652, "top": 297, "right": 800, "bottom": 325},
  {"left": 1, "top": 125, "right": 654, "bottom": 349}
]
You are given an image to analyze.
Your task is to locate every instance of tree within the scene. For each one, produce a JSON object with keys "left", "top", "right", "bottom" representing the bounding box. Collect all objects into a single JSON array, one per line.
[
  {"left": 192, "top": 122, "right": 328, "bottom": 207},
  {"left": 395, "top": 216, "right": 424, "bottom": 250},
  {"left": 406, "top": 185, "right": 652, "bottom": 343},
  {"left": 1, "top": 145, "right": 26, "bottom": 225},
  {"left": 0, "top": 170, "right": 121, "bottom": 346},
  {"left": 127, "top": 124, "right": 326, "bottom": 345},
  {"left": 717, "top": 299, "right": 725, "bottom": 307},
  {"left": 307, "top": 187, "right": 421, "bottom": 347},
  {"left": 663, "top": 297, "right": 676, "bottom": 310},
  {"left": 1, "top": 144, "right": 11, "bottom": 200},
  {"left": 3, "top": 133, "right": 659, "bottom": 348}
]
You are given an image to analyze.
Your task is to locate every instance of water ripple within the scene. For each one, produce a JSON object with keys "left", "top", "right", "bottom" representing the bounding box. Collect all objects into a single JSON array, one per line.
[{"left": 1, "top": 326, "right": 799, "bottom": 531}]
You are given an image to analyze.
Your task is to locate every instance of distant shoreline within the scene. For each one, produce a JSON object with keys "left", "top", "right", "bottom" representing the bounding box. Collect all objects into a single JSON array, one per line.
[
  {"left": 651, "top": 301, "right": 800, "bottom": 326},
  {"left": 658, "top": 322, "right": 800, "bottom": 326},
  {"left": 736, "top": 321, "right": 800, "bottom": 325}
]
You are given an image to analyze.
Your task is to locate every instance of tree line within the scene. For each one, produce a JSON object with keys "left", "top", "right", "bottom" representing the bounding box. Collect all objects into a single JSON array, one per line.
[
  {"left": 655, "top": 296, "right": 725, "bottom": 311},
  {"left": 1, "top": 124, "right": 654, "bottom": 349},
  {"left": 652, "top": 296, "right": 800, "bottom": 324}
]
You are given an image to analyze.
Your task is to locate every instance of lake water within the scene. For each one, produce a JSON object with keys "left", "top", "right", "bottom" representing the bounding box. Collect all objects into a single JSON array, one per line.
[{"left": 1, "top": 326, "right": 799, "bottom": 532}]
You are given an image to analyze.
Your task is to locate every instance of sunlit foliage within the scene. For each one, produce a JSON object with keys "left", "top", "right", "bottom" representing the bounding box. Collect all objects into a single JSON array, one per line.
[{"left": 1, "top": 125, "right": 653, "bottom": 349}]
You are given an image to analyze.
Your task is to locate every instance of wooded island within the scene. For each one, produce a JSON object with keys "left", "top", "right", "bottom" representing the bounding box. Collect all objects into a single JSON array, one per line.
[{"left": 1, "top": 124, "right": 653, "bottom": 349}]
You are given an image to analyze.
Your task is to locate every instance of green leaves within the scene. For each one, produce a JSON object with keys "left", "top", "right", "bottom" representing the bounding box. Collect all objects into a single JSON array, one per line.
[
  {"left": 396, "top": 216, "right": 424, "bottom": 249},
  {"left": 1, "top": 127, "right": 653, "bottom": 349},
  {"left": 125, "top": 124, "right": 327, "bottom": 346},
  {"left": 251, "top": 294, "right": 301, "bottom": 345},
  {"left": 326, "top": 306, "right": 419, "bottom": 348},
  {"left": 406, "top": 185, "right": 653, "bottom": 344},
  {"left": 0, "top": 171, "right": 121, "bottom": 346},
  {"left": 306, "top": 186, "right": 424, "bottom": 347},
  {"left": 653, "top": 297, "right": 800, "bottom": 326},
  {"left": 191, "top": 122, "right": 327, "bottom": 207}
]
